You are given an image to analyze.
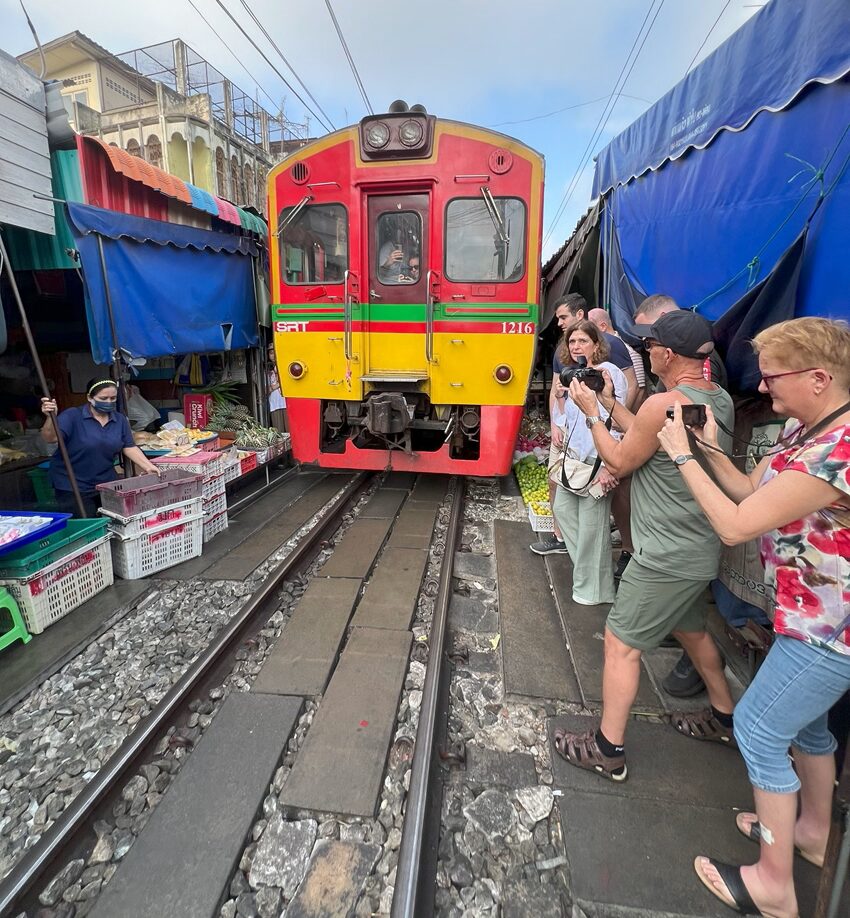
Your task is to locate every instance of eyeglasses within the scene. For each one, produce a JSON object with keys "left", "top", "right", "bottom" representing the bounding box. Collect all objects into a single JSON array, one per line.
[
  {"left": 759, "top": 367, "right": 819, "bottom": 385},
  {"left": 642, "top": 338, "right": 664, "bottom": 351}
]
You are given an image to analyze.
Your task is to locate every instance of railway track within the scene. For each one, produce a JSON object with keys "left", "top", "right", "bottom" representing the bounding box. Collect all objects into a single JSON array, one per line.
[{"left": 0, "top": 471, "right": 464, "bottom": 918}]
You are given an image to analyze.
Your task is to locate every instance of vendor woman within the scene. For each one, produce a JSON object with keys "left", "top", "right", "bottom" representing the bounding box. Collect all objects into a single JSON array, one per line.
[{"left": 40, "top": 378, "right": 161, "bottom": 517}]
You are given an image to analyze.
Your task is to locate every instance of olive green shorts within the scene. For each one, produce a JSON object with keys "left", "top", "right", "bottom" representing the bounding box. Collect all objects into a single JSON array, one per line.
[{"left": 606, "top": 556, "right": 710, "bottom": 652}]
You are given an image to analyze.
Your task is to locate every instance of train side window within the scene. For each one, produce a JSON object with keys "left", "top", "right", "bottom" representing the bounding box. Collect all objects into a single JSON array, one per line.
[
  {"left": 444, "top": 197, "right": 526, "bottom": 282},
  {"left": 279, "top": 203, "right": 348, "bottom": 285},
  {"left": 375, "top": 211, "right": 422, "bottom": 285}
]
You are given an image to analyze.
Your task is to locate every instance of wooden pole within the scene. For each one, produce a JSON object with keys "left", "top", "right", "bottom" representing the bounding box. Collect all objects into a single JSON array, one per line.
[{"left": 0, "top": 232, "right": 87, "bottom": 517}]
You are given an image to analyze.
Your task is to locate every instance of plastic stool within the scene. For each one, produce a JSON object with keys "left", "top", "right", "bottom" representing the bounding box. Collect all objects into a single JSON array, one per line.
[{"left": 0, "top": 587, "right": 31, "bottom": 652}]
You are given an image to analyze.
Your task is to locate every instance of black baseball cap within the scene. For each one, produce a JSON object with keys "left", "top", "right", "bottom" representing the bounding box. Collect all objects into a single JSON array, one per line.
[{"left": 633, "top": 310, "right": 715, "bottom": 359}]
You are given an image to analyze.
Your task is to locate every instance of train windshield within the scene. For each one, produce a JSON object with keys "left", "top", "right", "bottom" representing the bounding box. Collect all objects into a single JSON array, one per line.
[
  {"left": 375, "top": 211, "right": 422, "bottom": 285},
  {"left": 278, "top": 203, "right": 348, "bottom": 284},
  {"left": 444, "top": 197, "right": 526, "bottom": 282}
]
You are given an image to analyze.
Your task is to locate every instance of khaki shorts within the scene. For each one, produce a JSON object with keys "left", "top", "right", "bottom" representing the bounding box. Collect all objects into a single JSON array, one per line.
[
  {"left": 606, "top": 556, "right": 710, "bottom": 651},
  {"left": 548, "top": 426, "right": 567, "bottom": 470}
]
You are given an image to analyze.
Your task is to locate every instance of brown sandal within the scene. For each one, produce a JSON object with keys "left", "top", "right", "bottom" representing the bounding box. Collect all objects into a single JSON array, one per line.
[
  {"left": 671, "top": 708, "right": 736, "bottom": 747},
  {"left": 552, "top": 728, "right": 628, "bottom": 782}
]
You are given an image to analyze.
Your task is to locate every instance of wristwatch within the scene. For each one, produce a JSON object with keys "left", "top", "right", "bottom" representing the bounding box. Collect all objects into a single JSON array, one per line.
[
  {"left": 673, "top": 453, "right": 695, "bottom": 466},
  {"left": 585, "top": 416, "right": 601, "bottom": 428}
]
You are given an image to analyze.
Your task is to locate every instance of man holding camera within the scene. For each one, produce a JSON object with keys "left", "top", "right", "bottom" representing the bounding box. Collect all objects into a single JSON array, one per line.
[{"left": 552, "top": 309, "right": 737, "bottom": 782}]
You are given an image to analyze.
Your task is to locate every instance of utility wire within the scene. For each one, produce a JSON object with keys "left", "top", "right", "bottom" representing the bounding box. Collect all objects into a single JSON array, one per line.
[
  {"left": 543, "top": 0, "right": 665, "bottom": 248},
  {"left": 186, "top": 0, "right": 283, "bottom": 115},
  {"left": 684, "top": 0, "right": 732, "bottom": 75},
  {"left": 210, "top": 0, "right": 334, "bottom": 133},
  {"left": 237, "top": 0, "right": 336, "bottom": 130},
  {"left": 323, "top": 0, "right": 373, "bottom": 116},
  {"left": 490, "top": 93, "right": 652, "bottom": 128}
]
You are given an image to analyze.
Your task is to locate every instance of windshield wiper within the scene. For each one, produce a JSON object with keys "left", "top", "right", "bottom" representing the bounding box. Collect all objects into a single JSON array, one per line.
[{"left": 479, "top": 186, "right": 509, "bottom": 246}]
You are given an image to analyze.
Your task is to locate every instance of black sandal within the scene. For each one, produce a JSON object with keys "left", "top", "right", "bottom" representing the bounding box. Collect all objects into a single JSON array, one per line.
[{"left": 694, "top": 856, "right": 789, "bottom": 917}]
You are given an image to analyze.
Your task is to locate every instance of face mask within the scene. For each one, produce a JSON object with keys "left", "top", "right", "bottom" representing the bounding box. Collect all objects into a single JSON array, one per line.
[{"left": 92, "top": 400, "right": 116, "bottom": 413}]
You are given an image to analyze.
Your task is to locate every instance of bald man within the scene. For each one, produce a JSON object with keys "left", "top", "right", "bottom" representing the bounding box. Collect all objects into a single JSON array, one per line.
[{"left": 588, "top": 308, "right": 645, "bottom": 410}]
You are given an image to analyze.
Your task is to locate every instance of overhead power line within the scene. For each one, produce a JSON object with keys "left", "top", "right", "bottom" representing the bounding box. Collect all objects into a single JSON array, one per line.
[
  {"left": 542, "top": 0, "right": 666, "bottom": 249},
  {"left": 323, "top": 0, "right": 373, "bottom": 116},
  {"left": 684, "top": 0, "right": 732, "bottom": 75},
  {"left": 237, "top": 0, "right": 336, "bottom": 130},
  {"left": 490, "top": 93, "right": 652, "bottom": 128},
  {"left": 210, "top": 0, "right": 335, "bottom": 133},
  {"left": 186, "top": 0, "right": 282, "bottom": 115}
]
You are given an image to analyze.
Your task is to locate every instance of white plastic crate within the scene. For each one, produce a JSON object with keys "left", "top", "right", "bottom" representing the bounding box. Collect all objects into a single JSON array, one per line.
[
  {"left": 0, "top": 536, "right": 113, "bottom": 634},
  {"left": 100, "top": 498, "right": 204, "bottom": 539},
  {"left": 222, "top": 460, "right": 240, "bottom": 483},
  {"left": 203, "top": 510, "right": 229, "bottom": 543},
  {"left": 153, "top": 451, "right": 224, "bottom": 477},
  {"left": 527, "top": 504, "right": 555, "bottom": 533},
  {"left": 202, "top": 490, "right": 227, "bottom": 520},
  {"left": 202, "top": 473, "right": 226, "bottom": 501},
  {"left": 111, "top": 516, "right": 203, "bottom": 579}
]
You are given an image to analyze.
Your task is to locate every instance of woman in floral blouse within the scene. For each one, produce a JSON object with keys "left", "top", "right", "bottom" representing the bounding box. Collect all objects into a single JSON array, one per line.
[{"left": 658, "top": 317, "right": 850, "bottom": 918}]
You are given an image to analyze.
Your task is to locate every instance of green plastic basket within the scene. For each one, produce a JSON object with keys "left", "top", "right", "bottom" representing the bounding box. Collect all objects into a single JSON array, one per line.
[
  {"left": 27, "top": 466, "right": 57, "bottom": 506},
  {"left": 0, "top": 518, "right": 110, "bottom": 580}
]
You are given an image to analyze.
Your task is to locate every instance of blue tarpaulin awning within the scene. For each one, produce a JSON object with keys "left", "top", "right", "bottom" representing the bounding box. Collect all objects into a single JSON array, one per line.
[
  {"left": 66, "top": 202, "right": 259, "bottom": 365},
  {"left": 592, "top": 0, "right": 850, "bottom": 338}
]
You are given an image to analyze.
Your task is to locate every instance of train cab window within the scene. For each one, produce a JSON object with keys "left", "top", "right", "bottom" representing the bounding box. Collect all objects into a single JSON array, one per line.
[
  {"left": 444, "top": 197, "right": 526, "bottom": 282},
  {"left": 279, "top": 203, "right": 347, "bottom": 285},
  {"left": 376, "top": 211, "right": 421, "bottom": 285}
]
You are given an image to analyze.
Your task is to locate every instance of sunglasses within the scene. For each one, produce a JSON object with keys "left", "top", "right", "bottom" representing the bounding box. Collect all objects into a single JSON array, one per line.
[
  {"left": 759, "top": 367, "right": 820, "bottom": 385},
  {"left": 642, "top": 338, "right": 665, "bottom": 351}
]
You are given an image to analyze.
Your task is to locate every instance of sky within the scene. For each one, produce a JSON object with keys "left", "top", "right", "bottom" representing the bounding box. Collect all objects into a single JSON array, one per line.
[{"left": 3, "top": 0, "right": 762, "bottom": 260}]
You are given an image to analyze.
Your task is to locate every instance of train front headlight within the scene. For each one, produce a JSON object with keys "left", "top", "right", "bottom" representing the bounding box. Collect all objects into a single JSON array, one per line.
[
  {"left": 288, "top": 362, "right": 306, "bottom": 379},
  {"left": 398, "top": 119, "right": 423, "bottom": 147},
  {"left": 494, "top": 364, "right": 513, "bottom": 384},
  {"left": 365, "top": 121, "right": 390, "bottom": 149}
]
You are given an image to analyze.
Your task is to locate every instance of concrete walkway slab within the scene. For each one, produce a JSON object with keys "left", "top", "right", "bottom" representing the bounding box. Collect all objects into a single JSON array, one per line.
[
  {"left": 360, "top": 488, "right": 407, "bottom": 519},
  {"left": 282, "top": 627, "right": 412, "bottom": 817},
  {"left": 381, "top": 472, "right": 416, "bottom": 490},
  {"left": 547, "top": 714, "right": 751, "bottom": 808},
  {"left": 90, "top": 693, "right": 301, "bottom": 918},
  {"left": 200, "top": 478, "right": 344, "bottom": 581},
  {"left": 351, "top": 547, "right": 429, "bottom": 630},
  {"left": 409, "top": 474, "right": 449, "bottom": 503},
  {"left": 251, "top": 578, "right": 362, "bottom": 697},
  {"left": 495, "top": 520, "right": 577, "bottom": 702},
  {"left": 545, "top": 555, "right": 662, "bottom": 712},
  {"left": 319, "top": 517, "right": 394, "bottom": 579},
  {"left": 558, "top": 791, "right": 827, "bottom": 917},
  {"left": 386, "top": 504, "right": 438, "bottom": 550},
  {"left": 0, "top": 578, "right": 151, "bottom": 716},
  {"left": 285, "top": 839, "right": 380, "bottom": 918}
]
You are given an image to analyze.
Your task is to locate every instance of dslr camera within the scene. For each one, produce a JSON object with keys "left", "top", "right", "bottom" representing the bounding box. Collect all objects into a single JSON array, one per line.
[
  {"left": 559, "top": 357, "right": 605, "bottom": 392},
  {"left": 666, "top": 404, "right": 707, "bottom": 427}
]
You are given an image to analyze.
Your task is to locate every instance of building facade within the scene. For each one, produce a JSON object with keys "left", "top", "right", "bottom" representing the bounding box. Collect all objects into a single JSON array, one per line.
[{"left": 18, "top": 32, "right": 310, "bottom": 215}]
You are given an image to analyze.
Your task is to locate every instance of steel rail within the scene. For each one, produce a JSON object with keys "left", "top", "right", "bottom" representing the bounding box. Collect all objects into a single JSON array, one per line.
[
  {"left": 0, "top": 472, "right": 370, "bottom": 917},
  {"left": 392, "top": 478, "right": 465, "bottom": 918}
]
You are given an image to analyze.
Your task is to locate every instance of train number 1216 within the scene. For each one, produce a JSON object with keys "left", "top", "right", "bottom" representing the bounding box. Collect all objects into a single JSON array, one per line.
[{"left": 501, "top": 322, "right": 534, "bottom": 334}]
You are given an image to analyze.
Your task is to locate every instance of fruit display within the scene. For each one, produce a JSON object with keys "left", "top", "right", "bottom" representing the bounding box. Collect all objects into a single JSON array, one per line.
[
  {"left": 207, "top": 402, "right": 251, "bottom": 433},
  {"left": 513, "top": 454, "right": 552, "bottom": 516},
  {"left": 234, "top": 419, "right": 288, "bottom": 450}
]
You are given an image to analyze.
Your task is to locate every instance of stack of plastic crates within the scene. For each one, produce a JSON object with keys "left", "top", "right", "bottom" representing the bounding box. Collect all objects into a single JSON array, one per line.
[
  {"left": 153, "top": 452, "right": 228, "bottom": 544},
  {"left": 98, "top": 470, "right": 204, "bottom": 579},
  {"left": 0, "top": 519, "right": 113, "bottom": 633}
]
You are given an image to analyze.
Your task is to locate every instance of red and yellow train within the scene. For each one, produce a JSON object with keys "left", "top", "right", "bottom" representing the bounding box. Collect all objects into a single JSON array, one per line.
[{"left": 268, "top": 102, "right": 544, "bottom": 475}]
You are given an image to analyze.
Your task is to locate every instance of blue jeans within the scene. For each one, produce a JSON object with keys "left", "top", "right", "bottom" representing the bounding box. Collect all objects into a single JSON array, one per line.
[{"left": 734, "top": 634, "right": 850, "bottom": 794}]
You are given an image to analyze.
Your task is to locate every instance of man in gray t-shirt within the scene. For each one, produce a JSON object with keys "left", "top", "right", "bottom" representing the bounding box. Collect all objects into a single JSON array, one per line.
[{"left": 550, "top": 310, "right": 738, "bottom": 783}]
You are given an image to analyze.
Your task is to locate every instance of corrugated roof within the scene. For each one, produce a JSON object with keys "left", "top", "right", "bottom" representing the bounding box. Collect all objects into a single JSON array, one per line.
[{"left": 85, "top": 137, "right": 192, "bottom": 204}]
